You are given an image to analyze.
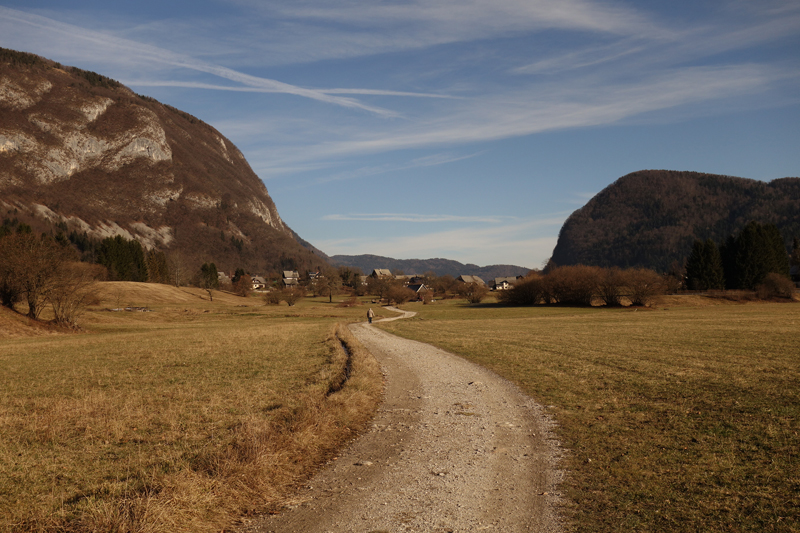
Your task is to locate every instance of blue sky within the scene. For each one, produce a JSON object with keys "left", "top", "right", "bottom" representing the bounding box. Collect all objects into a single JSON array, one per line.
[{"left": 1, "top": 1, "right": 798, "bottom": 268}]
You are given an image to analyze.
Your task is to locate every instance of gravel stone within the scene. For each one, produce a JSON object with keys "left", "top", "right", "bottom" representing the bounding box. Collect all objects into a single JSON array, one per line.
[{"left": 241, "top": 308, "right": 565, "bottom": 532}]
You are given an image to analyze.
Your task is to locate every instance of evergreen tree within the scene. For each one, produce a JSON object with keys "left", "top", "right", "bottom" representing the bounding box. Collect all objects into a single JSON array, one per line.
[
  {"left": 685, "top": 240, "right": 706, "bottom": 290},
  {"left": 145, "top": 249, "right": 170, "bottom": 284},
  {"left": 199, "top": 263, "right": 219, "bottom": 290},
  {"left": 725, "top": 222, "right": 789, "bottom": 289},
  {"left": 231, "top": 268, "right": 246, "bottom": 283},
  {"left": 685, "top": 239, "right": 725, "bottom": 290},
  {"left": 97, "top": 236, "right": 147, "bottom": 282},
  {"left": 720, "top": 235, "right": 738, "bottom": 290}
]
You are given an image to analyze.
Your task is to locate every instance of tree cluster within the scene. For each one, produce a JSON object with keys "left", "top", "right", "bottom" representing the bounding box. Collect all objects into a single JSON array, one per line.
[
  {"left": 97, "top": 236, "right": 148, "bottom": 282},
  {"left": 263, "top": 287, "right": 305, "bottom": 306},
  {"left": 685, "top": 222, "right": 791, "bottom": 291},
  {"left": 0, "top": 228, "right": 102, "bottom": 327},
  {"left": 498, "top": 266, "right": 666, "bottom": 307}
]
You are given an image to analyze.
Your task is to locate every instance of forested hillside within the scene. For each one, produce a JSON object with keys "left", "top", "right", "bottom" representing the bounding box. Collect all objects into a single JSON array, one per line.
[
  {"left": 550, "top": 170, "right": 800, "bottom": 272},
  {"left": 330, "top": 254, "right": 529, "bottom": 279}
]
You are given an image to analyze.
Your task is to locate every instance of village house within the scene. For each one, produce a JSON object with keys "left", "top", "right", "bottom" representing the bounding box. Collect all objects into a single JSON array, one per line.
[
  {"left": 490, "top": 276, "right": 518, "bottom": 290},
  {"left": 457, "top": 274, "right": 486, "bottom": 285},
  {"left": 371, "top": 268, "right": 392, "bottom": 279},
  {"left": 406, "top": 283, "right": 429, "bottom": 300},
  {"left": 250, "top": 276, "right": 267, "bottom": 290},
  {"left": 394, "top": 274, "right": 421, "bottom": 286},
  {"left": 282, "top": 270, "right": 300, "bottom": 288}
]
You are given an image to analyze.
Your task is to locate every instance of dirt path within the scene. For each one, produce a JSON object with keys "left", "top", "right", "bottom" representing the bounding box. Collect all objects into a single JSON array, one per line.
[{"left": 242, "top": 308, "right": 564, "bottom": 532}]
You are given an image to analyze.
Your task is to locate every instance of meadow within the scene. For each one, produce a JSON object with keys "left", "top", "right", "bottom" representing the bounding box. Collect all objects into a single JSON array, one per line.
[
  {"left": 379, "top": 296, "right": 800, "bottom": 532},
  {"left": 0, "top": 283, "right": 384, "bottom": 532}
]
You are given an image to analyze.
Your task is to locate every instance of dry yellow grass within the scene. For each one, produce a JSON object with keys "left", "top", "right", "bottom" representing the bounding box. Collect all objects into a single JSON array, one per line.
[
  {"left": 380, "top": 296, "right": 800, "bottom": 532},
  {"left": 0, "top": 283, "right": 382, "bottom": 532}
]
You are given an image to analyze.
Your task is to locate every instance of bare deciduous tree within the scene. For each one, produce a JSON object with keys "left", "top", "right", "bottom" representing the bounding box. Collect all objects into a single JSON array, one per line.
[
  {"left": 282, "top": 287, "right": 305, "bottom": 306},
  {"left": 49, "top": 262, "right": 102, "bottom": 328},
  {"left": 624, "top": 268, "right": 666, "bottom": 307},
  {"left": 457, "top": 282, "right": 489, "bottom": 305}
]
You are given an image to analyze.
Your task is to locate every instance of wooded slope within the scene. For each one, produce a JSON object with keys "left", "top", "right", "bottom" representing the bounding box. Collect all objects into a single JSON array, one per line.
[{"left": 550, "top": 170, "right": 800, "bottom": 271}]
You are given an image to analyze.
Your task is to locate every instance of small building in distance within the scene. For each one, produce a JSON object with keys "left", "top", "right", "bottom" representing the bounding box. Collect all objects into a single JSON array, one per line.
[
  {"left": 490, "top": 276, "right": 518, "bottom": 291},
  {"left": 457, "top": 274, "right": 485, "bottom": 285},
  {"left": 407, "top": 283, "right": 429, "bottom": 300},
  {"left": 283, "top": 270, "right": 300, "bottom": 288},
  {"left": 371, "top": 268, "right": 393, "bottom": 279}
]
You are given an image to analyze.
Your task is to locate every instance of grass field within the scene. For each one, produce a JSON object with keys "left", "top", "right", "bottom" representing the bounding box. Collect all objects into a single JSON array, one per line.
[
  {"left": 0, "top": 283, "right": 382, "bottom": 532},
  {"left": 379, "top": 297, "right": 800, "bottom": 532}
]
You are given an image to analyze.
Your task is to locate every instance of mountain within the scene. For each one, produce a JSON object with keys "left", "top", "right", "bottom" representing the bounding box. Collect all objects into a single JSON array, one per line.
[
  {"left": 550, "top": 170, "right": 800, "bottom": 272},
  {"left": 0, "top": 48, "right": 325, "bottom": 275},
  {"left": 330, "top": 254, "right": 530, "bottom": 279}
]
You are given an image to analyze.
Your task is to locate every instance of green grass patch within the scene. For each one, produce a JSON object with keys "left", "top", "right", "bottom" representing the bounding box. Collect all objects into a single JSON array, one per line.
[{"left": 379, "top": 298, "right": 800, "bottom": 532}]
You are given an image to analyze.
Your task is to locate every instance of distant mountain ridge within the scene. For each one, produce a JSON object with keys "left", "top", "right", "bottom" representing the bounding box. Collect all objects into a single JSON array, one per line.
[
  {"left": 0, "top": 47, "right": 324, "bottom": 274},
  {"left": 550, "top": 170, "right": 800, "bottom": 272},
  {"left": 330, "top": 254, "right": 530, "bottom": 279}
]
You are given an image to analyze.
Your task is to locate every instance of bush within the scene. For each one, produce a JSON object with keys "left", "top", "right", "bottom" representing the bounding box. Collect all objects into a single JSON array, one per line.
[
  {"left": 756, "top": 273, "right": 795, "bottom": 299},
  {"left": 387, "top": 285, "right": 416, "bottom": 305},
  {"left": 545, "top": 265, "right": 601, "bottom": 306},
  {"left": 497, "top": 274, "right": 545, "bottom": 305},
  {"left": 49, "top": 262, "right": 102, "bottom": 328},
  {"left": 597, "top": 267, "right": 624, "bottom": 307},
  {"left": 624, "top": 268, "right": 666, "bottom": 307},
  {"left": 457, "top": 282, "right": 489, "bottom": 304},
  {"left": 263, "top": 290, "right": 282, "bottom": 306},
  {"left": 282, "top": 287, "right": 305, "bottom": 306}
]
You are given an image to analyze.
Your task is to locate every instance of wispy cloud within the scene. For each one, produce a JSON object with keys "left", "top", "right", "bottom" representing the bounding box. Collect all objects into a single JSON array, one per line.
[
  {"left": 126, "top": 80, "right": 457, "bottom": 102},
  {"left": 308, "top": 151, "right": 484, "bottom": 184},
  {"left": 0, "top": 6, "right": 409, "bottom": 117},
  {"left": 250, "top": 64, "right": 778, "bottom": 170},
  {"left": 315, "top": 215, "right": 566, "bottom": 266}
]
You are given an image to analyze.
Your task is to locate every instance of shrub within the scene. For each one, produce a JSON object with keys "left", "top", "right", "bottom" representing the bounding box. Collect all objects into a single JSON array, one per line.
[
  {"left": 49, "top": 262, "right": 102, "bottom": 328},
  {"left": 263, "top": 290, "right": 282, "bottom": 305},
  {"left": 387, "top": 285, "right": 416, "bottom": 305},
  {"left": 756, "top": 273, "right": 795, "bottom": 299},
  {"left": 497, "top": 274, "right": 545, "bottom": 305},
  {"left": 282, "top": 287, "right": 305, "bottom": 306},
  {"left": 624, "top": 268, "right": 666, "bottom": 307},
  {"left": 596, "top": 267, "right": 625, "bottom": 307},
  {"left": 545, "top": 265, "right": 601, "bottom": 306},
  {"left": 457, "top": 282, "right": 489, "bottom": 304}
]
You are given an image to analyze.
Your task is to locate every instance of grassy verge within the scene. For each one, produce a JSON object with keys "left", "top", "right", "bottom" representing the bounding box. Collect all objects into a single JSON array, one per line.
[
  {"left": 0, "top": 283, "right": 382, "bottom": 532},
  {"left": 378, "top": 297, "right": 800, "bottom": 532}
]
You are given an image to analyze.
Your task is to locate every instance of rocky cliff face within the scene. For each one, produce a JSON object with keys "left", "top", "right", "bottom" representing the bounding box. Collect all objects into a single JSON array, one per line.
[{"left": 0, "top": 48, "right": 323, "bottom": 274}]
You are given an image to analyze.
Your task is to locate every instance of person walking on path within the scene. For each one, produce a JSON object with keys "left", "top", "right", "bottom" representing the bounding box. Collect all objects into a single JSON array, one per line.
[{"left": 367, "top": 308, "right": 375, "bottom": 324}]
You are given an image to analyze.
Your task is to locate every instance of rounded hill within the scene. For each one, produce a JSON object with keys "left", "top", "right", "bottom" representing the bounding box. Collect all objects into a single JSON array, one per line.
[{"left": 550, "top": 170, "right": 800, "bottom": 272}]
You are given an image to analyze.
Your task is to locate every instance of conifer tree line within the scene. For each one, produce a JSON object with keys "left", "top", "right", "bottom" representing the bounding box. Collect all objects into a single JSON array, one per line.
[{"left": 684, "top": 221, "right": 794, "bottom": 290}]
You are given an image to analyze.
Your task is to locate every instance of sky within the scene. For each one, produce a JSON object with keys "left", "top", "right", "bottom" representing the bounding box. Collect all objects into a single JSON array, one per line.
[{"left": 1, "top": 1, "right": 799, "bottom": 269}]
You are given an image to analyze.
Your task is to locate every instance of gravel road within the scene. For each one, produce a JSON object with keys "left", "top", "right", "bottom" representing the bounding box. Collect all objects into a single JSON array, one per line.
[{"left": 242, "top": 308, "right": 564, "bottom": 532}]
